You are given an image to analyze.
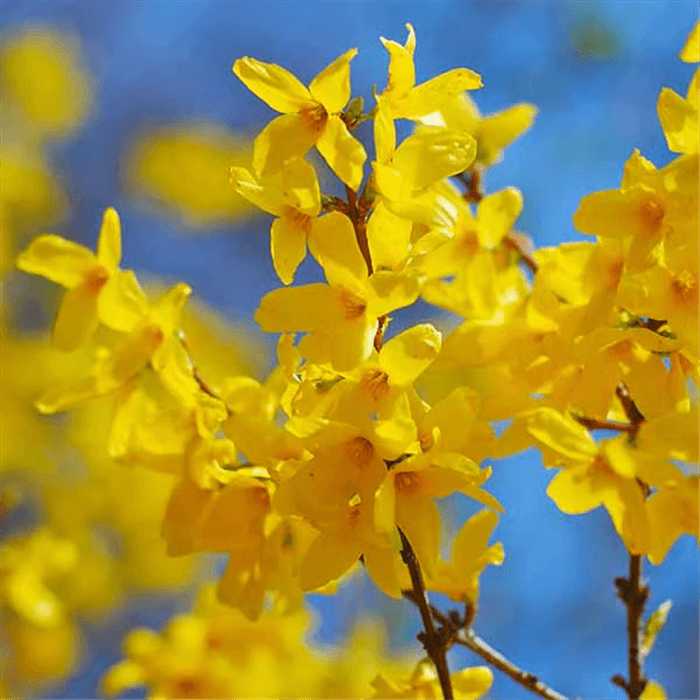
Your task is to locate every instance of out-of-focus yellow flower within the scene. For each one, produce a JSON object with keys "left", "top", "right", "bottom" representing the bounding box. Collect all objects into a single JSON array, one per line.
[
  {"left": 16, "top": 208, "right": 148, "bottom": 351},
  {"left": 233, "top": 50, "right": 366, "bottom": 190},
  {"left": 0, "top": 27, "right": 93, "bottom": 138},
  {"left": 124, "top": 123, "right": 255, "bottom": 226}
]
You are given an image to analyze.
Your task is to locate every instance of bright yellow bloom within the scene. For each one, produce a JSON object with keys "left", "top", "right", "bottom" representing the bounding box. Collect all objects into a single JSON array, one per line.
[
  {"left": 16, "top": 208, "right": 146, "bottom": 350},
  {"left": 230, "top": 158, "right": 320, "bottom": 284},
  {"left": 255, "top": 211, "right": 421, "bottom": 370},
  {"left": 371, "top": 662, "right": 493, "bottom": 700},
  {"left": 426, "top": 510, "right": 504, "bottom": 604},
  {"left": 233, "top": 51, "right": 366, "bottom": 190},
  {"left": 418, "top": 92, "right": 537, "bottom": 166},
  {"left": 379, "top": 23, "right": 482, "bottom": 120}
]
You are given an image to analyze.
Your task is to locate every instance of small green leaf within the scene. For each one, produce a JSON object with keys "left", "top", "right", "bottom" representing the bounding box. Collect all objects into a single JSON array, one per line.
[
  {"left": 345, "top": 96, "right": 364, "bottom": 121},
  {"left": 641, "top": 599, "right": 672, "bottom": 659}
]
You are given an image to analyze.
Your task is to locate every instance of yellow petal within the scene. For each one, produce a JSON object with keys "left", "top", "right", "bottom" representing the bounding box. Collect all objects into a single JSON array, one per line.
[
  {"left": 98, "top": 269, "right": 149, "bottom": 333},
  {"left": 101, "top": 660, "right": 146, "bottom": 697},
  {"left": 96, "top": 207, "right": 121, "bottom": 270},
  {"left": 477, "top": 103, "right": 538, "bottom": 165},
  {"left": 233, "top": 57, "right": 312, "bottom": 113},
  {"left": 309, "top": 48, "right": 357, "bottom": 113},
  {"left": 380, "top": 35, "right": 415, "bottom": 98},
  {"left": 393, "top": 128, "right": 477, "bottom": 192},
  {"left": 53, "top": 282, "right": 100, "bottom": 351},
  {"left": 601, "top": 478, "right": 649, "bottom": 554},
  {"left": 316, "top": 114, "right": 366, "bottom": 191},
  {"left": 477, "top": 187, "right": 523, "bottom": 248},
  {"left": 379, "top": 323, "right": 442, "bottom": 386},
  {"left": 309, "top": 210, "right": 367, "bottom": 288},
  {"left": 373, "top": 97, "right": 397, "bottom": 164},
  {"left": 255, "top": 283, "right": 340, "bottom": 332},
  {"left": 396, "top": 68, "right": 483, "bottom": 119},
  {"left": 546, "top": 466, "right": 607, "bottom": 514},
  {"left": 299, "top": 530, "right": 362, "bottom": 591},
  {"left": 397, "top": 493, "right": 440, "bottom": 577},
  {"left": 367, "top": 202, "right": 412, "bottom": 270},
  {"left": 374, "top": 474, "right": 397, "bottom": 534},
  {"left": 573, "top": 186, "right": 667, "bottom": 239},
  {"left": 271, "top": 214, "right": 307, "bottom": 285},
  {"left": 680, "top": 21, "right": 699, "bottom": 62},
  {"left": 657, "top": 86, "right": 699, "bottom": 155},
  {"left": 450, "top": 667, "right": 494, "bottom": 699},
  {"left": 363, "top": 541, "right": 404, "bottom": 598},
  {"left": 253, "top": 113, "right": 320, "bottom": 180},
  {"left": 452, "top": 510, "right": 501, "bottom": 573},
  {"left": 527, "top": 408, "right": 598, "bottom": 461},
  {"left": 366, "top": 270, "right": 421, "bottom": 318},
  {"left": 161, "top": 479, "right": 213, "bottom": 556},
  {"left": 151, "top": 283, "right": 191, "bottom": 334},
  {"left": 16, "top": 234, "right": 95, "bottom": 288},
  {"left": 229, "top": 165, "right": 282, "bottom": 216}
]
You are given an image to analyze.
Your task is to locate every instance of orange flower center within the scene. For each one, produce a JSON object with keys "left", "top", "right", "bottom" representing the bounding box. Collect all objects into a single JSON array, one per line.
[
  {"left": 344, "top": 436, "right": 375, "bottom": 468},
  {"left": 638, "top": 196, "right": 665, "bottom": 233},
  {"left": 301, "top": 103, "right": 328, "bottom": 132},
  {"left": 337, "top": 288, "right": 367, "bottom": 320},
  {"left": 85, "top": 264, "right": 110, "bottom": 294},
  {"left": 671, "top": 270, "right": 697, "bottom": 305},
  {"left": 284, "top": 206, "right": 313, "bottom": 235},
  {"left": 396, "top": 471, "right": 420, "bottom": 494},
  {"left": 360, "top": 368, "right": 390, "bottom": 401}
]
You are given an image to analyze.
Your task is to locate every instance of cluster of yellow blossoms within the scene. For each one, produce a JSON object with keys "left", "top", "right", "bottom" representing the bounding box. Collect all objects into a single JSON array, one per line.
[{"left": 10, "top": 20, "right": 699, "bottom": 700}]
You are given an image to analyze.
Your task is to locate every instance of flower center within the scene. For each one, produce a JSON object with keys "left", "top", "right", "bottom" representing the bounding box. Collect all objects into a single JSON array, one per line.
[
  {"left": 344, "top": 436, "right": 375, "bottom": 468},
  {"left": 671, "top": 270, "right": 697, "bottom": 304},
  {"left": 396, "top": 471, "right": 420, "bottom": 494},
  {"left": 85, "top": 264, "right": 110, "bottom": 294},
  {"left": 360, "top": 368, "right": 390, "bottom": 401},
  {"left": 301, "top": 103, "right": 328, "bottom": 132},
  {"left": 638, "top": 195, "right": 665, "bottom": 234},
  {"left": 337, "top": 288, "right": 367, "bottom": 320}
]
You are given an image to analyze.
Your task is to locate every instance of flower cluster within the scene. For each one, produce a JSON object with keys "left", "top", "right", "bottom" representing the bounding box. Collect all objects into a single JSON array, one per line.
[{"left": 11, "top": 19, "right": 699, "bottom": 700}]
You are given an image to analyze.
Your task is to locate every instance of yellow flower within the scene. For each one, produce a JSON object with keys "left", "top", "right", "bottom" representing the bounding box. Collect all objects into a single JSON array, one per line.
[
  {"left": 418, "top": 92, "right": 537, "bottom": 167},
  {"left": 233, "top": 50, "right": 366, "bottom": 190},
  {"left": 16, "top": 207, "right": 147, "bottom": 350},
  {"left": 230, "top": 158, "right": 320, "bottom": 284},
  {"left": 427, "top": 510, "right": 504, "bottom": 604},
  {"left": 379, "top": 23, "right": 482, "bottom": 120},
  {"left": 371, "top": 662, "right": 493, "bottom": 700},
  {"left": 255, "top": 211, "right": 421, "bottom": 371}
]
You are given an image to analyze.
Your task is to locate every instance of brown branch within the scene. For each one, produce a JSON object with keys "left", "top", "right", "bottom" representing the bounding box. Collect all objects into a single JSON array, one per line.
[
  {"left": 612, "top": 556, "right": 649, "bottom": 699},
  {"left": 402, "top": 595, "right": 571, "bottom": 700},
  {"left": 608, "top": 384, "right": 648, "bottom": 698},
  {"left": 399, "top": 528, "right": 453, "bottom": 700},
  {"left": 573, "top": 415, "right": 636, "bottom": 434},
  {"left": 455, "top": 631, "right": 570, "bottom": 700},
  {"left": 457, "top": 168, "right": 484, "bottom": 203},
  {"left": 504, "top": 233, "right": 539, "bottom": 275},
  {"left": 345, "top": 185, "right": 373, "bottom": 276}
]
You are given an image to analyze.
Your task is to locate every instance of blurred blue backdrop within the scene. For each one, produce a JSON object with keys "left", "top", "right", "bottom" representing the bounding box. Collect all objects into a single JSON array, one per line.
[{"left": 2, "top": 1, "right": 698, "bottom": 699}]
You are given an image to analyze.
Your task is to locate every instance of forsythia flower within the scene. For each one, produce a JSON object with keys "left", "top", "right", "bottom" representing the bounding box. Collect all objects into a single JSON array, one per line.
[
  {"left": 233, "top": 50, "right": 366, "bottom": 190},
  {"left": 16, "top": 207, "right": 145, "bottom": 350}
]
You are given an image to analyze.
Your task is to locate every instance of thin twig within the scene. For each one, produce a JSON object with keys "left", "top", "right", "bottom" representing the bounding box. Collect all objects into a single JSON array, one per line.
[
  {"left": 402, "top": 595, "right": 571, "bottom": 700},
  {"left": 609, "top": 384, "right": 648, "bottom": 698},
  {"left": 573, "top": 415, "right": 636, "bottom": 434},
  {"left": 399, "top": 528, "right": 453, "bottom": 700},
  {"left": 345, "top": 185, "right": 373, "bottom": 276},
  {"left": 504, "top": 233, "right": 539, "bottom": 275},
  {"left": 612, "top": 556, "right": 649, "bottom": 699},
  {"left": 455, "top": 631, "right": 570, "bottom": 700}
]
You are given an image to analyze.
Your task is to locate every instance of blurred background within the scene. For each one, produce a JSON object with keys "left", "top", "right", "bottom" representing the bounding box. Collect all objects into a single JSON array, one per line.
[{"left": 1, "top": 1, "right": 698, "bottom": 699}]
